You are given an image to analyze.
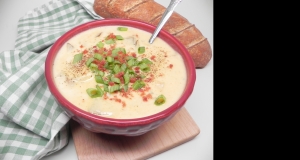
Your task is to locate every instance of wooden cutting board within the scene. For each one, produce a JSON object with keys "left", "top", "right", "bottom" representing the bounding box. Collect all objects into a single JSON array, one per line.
[{"left": 70, "top": 107, "right": 200, "bottom": 160}]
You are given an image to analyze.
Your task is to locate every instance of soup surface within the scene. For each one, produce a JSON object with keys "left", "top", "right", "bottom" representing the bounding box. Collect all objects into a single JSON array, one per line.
[{"left": 53, "top": 26, "right": 187, "bottom": 119}]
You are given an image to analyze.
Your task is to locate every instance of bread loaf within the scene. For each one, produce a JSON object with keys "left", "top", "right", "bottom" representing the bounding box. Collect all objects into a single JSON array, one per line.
[{"left": 93, "top": 0, "right": 212, "bottom": 68}]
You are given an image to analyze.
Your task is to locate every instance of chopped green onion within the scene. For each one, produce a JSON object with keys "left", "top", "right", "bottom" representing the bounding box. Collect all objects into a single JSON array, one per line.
[
  {"left": 86, "top": 88, "right": 97, "bottom": 97},
  {"left": 128, "top": 69, "right": 135, "bottom": 75},
  {"left": 106, "top": 64, "right": 114, "bottom": 70},
  {"left": 127, "top": 59, "right": 136, "bottom": 67},
  {"left": 105, "top": 39, "right": 115, "bottom": 44},
  {"left": 113, "top": 65, "right": 121, "bottom": 74},
  {"left": 126, "top": 56, "right": 134, "bottom": 60},
  {"left": 138, "top": 47, "right": 145, "bottom": 54},
  {"left": 86, "top": 88, "right": 102, "bottom": 98},
  {"left": 97, "top": 41, "right": 104, "bottom": 48},
  {"left": 89, "top": 63, "right": 98, "bottom": 71},
  {"left": 121, "top": 63, "right": 127, "bottom": 71},
  {"left": 111, "top": 77, "right": 121, "bottom": 84},
  {"left": 94, "top": 53, "right": 102, "bottom": 60},
  {"left": 116, "top": 35, "right": 124, "bottom": 40},
  {"left": 139, "top": 74, "right": 146, "bottom": 79},
  {"left": 106, "top": 56, "right": 114, "bottom": 63},
  {"left": 154, "top": 95, "right": 166, "bottom": 106},
  {"left": 73, "top": 53, "right": 83, "bottom": 64},
  {"left": 95, "top": 70, "right": 104, "bottom": 76},
  {"left": 114, "top": 60, "right": 121, "bottom": 65},
  {"left": 120, "top": 48, "right": 126, "bottom": 54},
  {"left": 117, "top": 27, "right": 128, "bottom": 31},
  {"left": 95, "top": 75, "right": 104, "bottom": 84},
  {"left": 110, "top": 84, "right": 120, "bottom": 93},
  {"left": 141, "top": 58, "right": 153, "bottom": 65},
  {"left": 111, "top": 51, "right": 118, "bottom": 57},
  {"left": 96, "top": 85, "right": 104, "bottom": 97},
  {"left": 86, "top": 57, "right": 94, "bottom": 67},
  {"left": 111, "top": 48, "right": 119, "bottom": 54},
  {"left": 112, "top": 47, "right": 126, "bottom": 55},
  {"left": 123, "top": 84, "right": 129, "bottom": 91},
  {"left": 132, "top": 80, "right": 145, "bottom": 90},
  {"left": 124, "top": 71, "right": 130, "bottom": 84},
  {"left": 139, "top": 63, "right": 150, "bottom": 72},
  {"left": 103, "top": 84, "right": 109, "bottom": 92},
  {"left": 103, "top": 79, "right": 109, "bottom": 85}
]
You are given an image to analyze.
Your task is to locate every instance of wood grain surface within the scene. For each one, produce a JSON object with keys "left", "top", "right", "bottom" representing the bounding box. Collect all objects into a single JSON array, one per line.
[{"left": 70, "top": 107, "right": 200, "bottom": 160}]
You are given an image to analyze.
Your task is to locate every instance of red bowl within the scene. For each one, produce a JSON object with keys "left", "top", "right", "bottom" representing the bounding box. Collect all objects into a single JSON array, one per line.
[{"left": 45, "top": 19, "right": 196, "bottom": 136}]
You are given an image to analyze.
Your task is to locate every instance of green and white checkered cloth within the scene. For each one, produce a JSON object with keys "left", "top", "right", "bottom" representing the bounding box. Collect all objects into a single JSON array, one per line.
[{"left": 0, "top": 0, "right": 102, "bottom": 159}]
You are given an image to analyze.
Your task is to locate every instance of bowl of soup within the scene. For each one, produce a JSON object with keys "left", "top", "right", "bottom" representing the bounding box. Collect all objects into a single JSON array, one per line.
[{"left": 45, "top": 19, "right": 196, "bottom": 136}]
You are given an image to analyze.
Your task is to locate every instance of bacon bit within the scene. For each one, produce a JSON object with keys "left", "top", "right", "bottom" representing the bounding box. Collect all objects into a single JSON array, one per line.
[
  {"left": 140, "top": 91, "right": 145, "bottom": 96},
  {"left": 142, "top": 94, "right": 152, "bottom": 102},
  {"left": 109, "top": 96, "right": 126, "bottom": 107},
  {"left": 103, "top": 93, "right": 108, "bottom": 100},
  {"left": 115, "top": 71, "right": 124, "bottom": 78},
  {"left": 138, "top": 86, "right": 151, "bottom": 99},
  {"left": 150, "top": 55, "right": 156, "bottom": 61},
  {"left": 142, "top": 86, "right": 151, "bottom": 92},
  {"left": 109, "top": 81, "right": 115, "bottom": 86},
  {"left": 80, "top": 45, "right": 84, "bottom": 48},
  {"left": 143, "top": 96, "right": 148, "bottom": 102},
  {"left": 83, "top": 49, "right": 88, "bottom": 54},
  {"left": 113, "top": 96, "right": 121, "bottom": 103},
  {"left": 93, "top": 59, "right": 107, "bottom": 71},
  {"left": 115, "top": 52, "right": 126, "bottom": 63},
  {"left": 132, "top": 53, "right": 137, "bottom": 58},
  {"left": 134, "top": 67, "right": 140, "bottom": 73},
  {"left": 110, "top": 43, "right": 116, "bottom": 48},
  {"left": 130, "top": 77, "right": 137, "bottom": 83},
  {"left": 99, "top": 48, "right": 105, "bottom": 54},
  {"left": 120, "top": 89, "right": 133, "bottom": 99},
  {"left": 134, "top": 67, "right": 140, "bottom": 71},
  {"left": 106, "top": 33, "right": 116, "bottom": 40},
  {"left": 146, "top": 93, "right": 152, "bottom": 99},
  {"left": 144, "top": 77, "right": 153, "bottom": 82},
  {"left": 119, "top": 77, "right": 125, "bottom": 84},
  {"left": 169, "top": 64, "right": 173, "bottom": 69},
  {"left": 135, "top": 75, "right": 142, "bottom": 79}
]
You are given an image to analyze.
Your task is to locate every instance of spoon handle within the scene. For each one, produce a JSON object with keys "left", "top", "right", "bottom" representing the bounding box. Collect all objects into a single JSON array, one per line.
[{"left": 149, "top": 0, "right": 182, "bottom": 44}]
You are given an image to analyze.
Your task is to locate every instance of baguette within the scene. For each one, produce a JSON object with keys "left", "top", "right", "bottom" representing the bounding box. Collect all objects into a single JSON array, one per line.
[{"left": 93, "top": 0, "right": 212, "bottom": 68}]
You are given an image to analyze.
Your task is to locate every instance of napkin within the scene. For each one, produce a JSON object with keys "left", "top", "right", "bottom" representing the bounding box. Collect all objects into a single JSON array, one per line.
[{"left": 0, "top": 0, "right": 101, "bottom": 159}]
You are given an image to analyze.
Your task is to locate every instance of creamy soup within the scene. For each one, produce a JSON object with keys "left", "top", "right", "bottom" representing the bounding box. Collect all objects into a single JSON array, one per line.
[{"left": 53, "top": 26, "right": 187, "bottom": 119}]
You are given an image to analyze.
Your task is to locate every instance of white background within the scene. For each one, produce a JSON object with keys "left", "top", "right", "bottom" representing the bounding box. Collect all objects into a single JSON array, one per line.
[{"left": 0, "top": 0, "right": 213, "bottom": 159}]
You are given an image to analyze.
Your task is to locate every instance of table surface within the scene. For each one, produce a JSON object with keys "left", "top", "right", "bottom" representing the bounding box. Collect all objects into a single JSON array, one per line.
[{"left": 0, "top": 0, "right": 213, "bottom": 159}]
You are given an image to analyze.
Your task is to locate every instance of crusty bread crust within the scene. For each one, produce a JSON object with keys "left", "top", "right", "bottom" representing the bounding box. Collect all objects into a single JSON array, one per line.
[{"left": 93, "top": 0, "right": 212, "bottom": 68}]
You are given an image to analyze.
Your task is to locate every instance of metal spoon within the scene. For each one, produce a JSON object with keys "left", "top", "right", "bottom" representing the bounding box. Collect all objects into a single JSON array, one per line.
[{"left": 149, "top": 0, "right": 182, "bottom": 44}]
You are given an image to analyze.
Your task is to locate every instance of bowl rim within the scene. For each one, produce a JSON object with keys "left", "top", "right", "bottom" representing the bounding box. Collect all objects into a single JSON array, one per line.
[{"left": 45, "top": 18, "right": 196, "bottom": 127}]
